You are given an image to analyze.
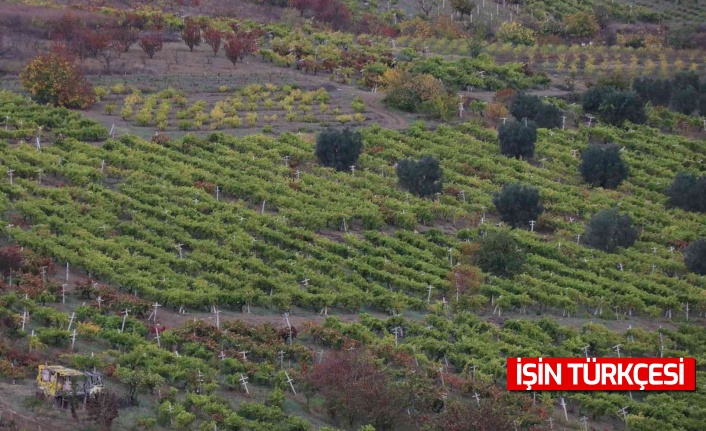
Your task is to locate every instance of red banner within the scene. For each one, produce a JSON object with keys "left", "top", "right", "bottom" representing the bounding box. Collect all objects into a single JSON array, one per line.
[{"left": 507, "top": 357, "right": 696, "bottom": 391}]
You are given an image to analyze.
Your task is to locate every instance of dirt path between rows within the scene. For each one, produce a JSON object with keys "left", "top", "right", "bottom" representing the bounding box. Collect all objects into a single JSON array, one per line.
[
  {"left": 462, "top": 88, "right": 575, "bottom": 103},
  {"left": 151, "top": 299, "right": 681, "bottom": 337}
]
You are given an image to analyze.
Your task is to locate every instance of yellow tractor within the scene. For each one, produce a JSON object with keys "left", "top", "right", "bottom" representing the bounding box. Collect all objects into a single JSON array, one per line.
[{"left": 36, "top": 365, "right": 104, "bottom": 403}]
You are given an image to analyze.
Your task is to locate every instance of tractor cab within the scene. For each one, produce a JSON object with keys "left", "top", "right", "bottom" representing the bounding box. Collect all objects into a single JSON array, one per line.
[
  {"left": 82, "top": 370, "right": 105, "bottom": 396},
  {"left": 36, "top": 365, "right": 104, "bottom": 399}
]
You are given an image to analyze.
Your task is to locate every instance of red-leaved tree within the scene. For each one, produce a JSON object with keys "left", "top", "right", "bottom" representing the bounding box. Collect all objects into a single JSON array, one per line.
[
  {"left": 303, "top": 349, "right": 406, "bottom": 429},
  {"left": 223, "top": 31, "right": 259, "bottom": 66},
  {"left": 139, "top": 33, "right": 163, "bottom": 59},
  {"left": 0, "top": 246, "right": 23, "bottom": 277},
  {"left": 181, "top": 18, "right": 201, "bottom": 52},
  {"left": 203, "top": 27, "right": 222, "bottom": 56},
  {"left": 111, "top": 24, "right": 140, "bottom": 53},
  {"left": 82, "top": 29, "right": 111, "bottom": 58}
]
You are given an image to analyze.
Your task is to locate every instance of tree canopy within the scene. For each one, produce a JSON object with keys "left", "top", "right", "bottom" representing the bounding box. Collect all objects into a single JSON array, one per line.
[
  {"left": 579, "top": 144, "right": 629, "bottom": 189},
  {"left": 583, "top": 209, "right": 638, "bottom": 253},
  {"left": 396, "top": 155, "right": 444, "bottom": 198},
  {"left": 684, "top": 239, "right": 706, "bottom": 275},
  {"left": 315, "top": 128, "right": 364, "bottom": 172},
  {"left": 666, "top": 172, "right": 706, "bottom": 213},
  {"left": 498, "top": 119, "right": 537, "bottom": 159},
  {"left": 493, "top": 183, "right": 544, "bottom": 229},
  {"left": 474, "top": 232, "right": 526, "bottom": 277}
]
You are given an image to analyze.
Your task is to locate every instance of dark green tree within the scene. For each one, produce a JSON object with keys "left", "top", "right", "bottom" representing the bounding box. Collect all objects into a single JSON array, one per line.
[
  {"left": 579, "top": 144, "right": 629, "bottom": 189},
  {"left": 583, "top": 209, "right": 638, "bottom": 252},
  {"left": 493, "top": 183, "right": 544, "bottom": 228},
  {"left": 396, "top": 155, "right": 443, "bottom": 198},
  {"left": 632, "top": 77, "right": 672, "bottom": 106},
  {"left": 534, "top": 102, "right": 562, "bottom": 129},
  {"left": 684, "top": 239, "right": 706, "bottom": 275},
  {"left": 671, "top": 85, "right": 699, "bottom": 115},
  {"left": 474, "top": 232, "right": 526, "bottom": 278},
  {"left": 510, "top": 93, "right": 561, "bottom": 129},
  {"left": 666, "top": 172, "right": 706, "bottom": 213},
  {"left": 582, "top": 86, "right": 616, "bottom": 112},
  {"left": 315, "top": 128, "right": 363, "bottom": 172},
  {"left": 498, "top": 119, "right": 537, "bottom": 159},
  {"left": 450, "top": 0, "right": 476, "bottom": 18},
  {"left": 597, "top": 91, "right": 647, "bottom": 126},
  {"left": 672, "top": 71, "right": 700, "bottom": 92},
  {"left": 509, "top": 93, "right": 541, "bottom": 122}
]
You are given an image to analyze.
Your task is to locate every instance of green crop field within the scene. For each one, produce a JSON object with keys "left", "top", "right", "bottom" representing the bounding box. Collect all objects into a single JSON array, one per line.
[
  {"left": 0, "top": 0, "right": 705, "bottom": 429},
  {"left": 1, "top": 87, "right": 705, "bottom": 429}
]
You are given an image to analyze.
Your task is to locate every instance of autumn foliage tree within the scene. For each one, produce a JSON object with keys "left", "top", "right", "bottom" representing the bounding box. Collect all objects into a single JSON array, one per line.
[
  {"left": 139, "top": 33, "right": 164, "bottom": 59},
  {"left": 203, "top": 27, "right": 223, "bottom": 56},
  {"left": 87, "top": 391, "right": 120, "bottom": 430},
  {"left": 303, "top": 349, "right": 406, "bottom": 429},
  {"left": 82, "top": 29, "right": 111, "bottom": 58},
  {"left": 431, "top": 388, "right": 543, "bottom": 431},
  {"left": 223, "top": 31, "right": 259, "bottom": 66},
  {"left": 0, "top": 246, "right": 23, "bottom": 277},
  {"left": 181, "top": 18, "right": 201, "bottom": 52},
  {"left": 447, "top": 264, "right": 482, "bottom": 296},
  {"left": 20, "top": 47, "right": 94, "bottom": 108},
  {"left": 112, "top": 24, "right": 140, "bottom": 53}
]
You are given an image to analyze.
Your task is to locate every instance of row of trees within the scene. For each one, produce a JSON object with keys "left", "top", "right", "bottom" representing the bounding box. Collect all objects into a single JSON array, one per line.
[
  {"left": 582, "top": 86, "right": 647, "bottom": 127},
  {"left": 633, "top": 72, "right": 706, "bottom": 116},
  {"left": 180, "top": 19, "right": 261, "bottom": 66},
  {"left": 313, "top": 128, "right": 677, "bottom": 272},
  {"left": 49, "top": 13, "right": 167, "bottom": 66}
]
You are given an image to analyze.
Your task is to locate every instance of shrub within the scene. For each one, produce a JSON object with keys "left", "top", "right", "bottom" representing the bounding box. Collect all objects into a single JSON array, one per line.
[
  {"left": 351, "top": 97, "right": 366, "bottom": 113},
  {"left": 93, "top": 86, "right": 109, "bottom": 100},
  {"left": 474, "top": 232, "right": 525, "bottom": 277},
  {"left": 120, "top": 105, "right": 133, "bottom": 120},
  {"left": 493, "top": 183, "right": 544, "bottom": 228},
  {"left": 497, "top": 22, "right": 536, "bottom": 45},
  {"left": 20, "top": 50, "right": 94, "bottom": 108},
  {"left": 110, "top": 83, "right": 127, "bottom": 94},
  {"left": 684, "top": 239, "right": 706, "bottom": 275},
  {"left": 665, "top": 172, "right": 706, "bottom": 213},
  {"left": 396, "top": 155, "right": 443, "bottom": 198},
  {"left": 562, "top": 11, "right": 600, "bottom": 37},
  {"left": 384, "top": 86, "right": 422, "bottom": 112},
  {"left": 597, "top": 91, "right": 647, "bottom": 126},
  {"left": 498, "top": 119, "right": 537, "bottom": 159},
  {"left": 579, "top": 144, "right": 629, "bottom": 189},
  {"left": 315, "top": 128, "right": 363, "bottom": 172},
  {"left": 583, "top": 209, "right": 638, "bottom": 252},
  {"left": 245, "top": 113, "right": 258, "bottom": 127}
]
